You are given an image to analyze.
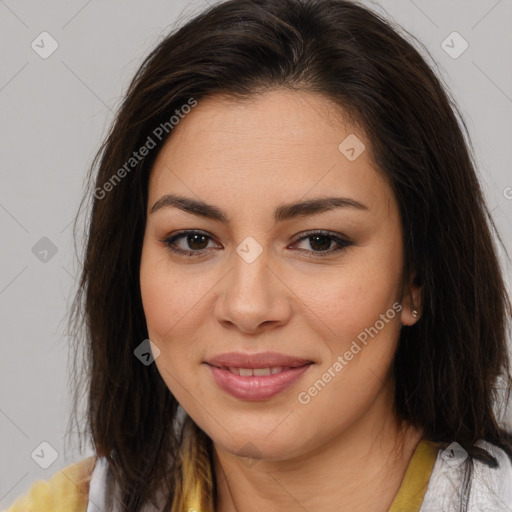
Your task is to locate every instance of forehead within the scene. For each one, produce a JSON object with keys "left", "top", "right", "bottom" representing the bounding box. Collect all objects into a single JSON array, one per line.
[{"left": 147, "top": 89, "right": 395, "bottom": 220}]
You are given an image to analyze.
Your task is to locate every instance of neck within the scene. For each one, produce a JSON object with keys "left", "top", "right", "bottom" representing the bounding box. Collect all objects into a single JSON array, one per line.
[{"left": 212, "top": 383, "right": 424, "bottom": 512}]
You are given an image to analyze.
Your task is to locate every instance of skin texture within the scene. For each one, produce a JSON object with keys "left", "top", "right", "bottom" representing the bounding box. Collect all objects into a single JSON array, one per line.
[{"left": 140, "top": 89, "right": 423, "bottom": 512}]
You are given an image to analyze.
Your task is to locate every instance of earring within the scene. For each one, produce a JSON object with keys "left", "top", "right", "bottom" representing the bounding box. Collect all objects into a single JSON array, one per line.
[{"left": 410, "top": 291, "right": 418, "bottom": 318}]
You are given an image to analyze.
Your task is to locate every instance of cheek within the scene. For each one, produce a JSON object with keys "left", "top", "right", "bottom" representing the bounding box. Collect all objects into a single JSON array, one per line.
[
  {"left": 139, "top": 243, "right": 190, "bottom": 349},
  {"left": 291, "top": 241, "right": 404, "bottom": 411},
  {"left": 139, "top": 248, "right": 204, "bottom": 403},
  {"left": 291, "top": 246, "right": 403, "bottom": 343},
  {"left": 140, "top": 243, "right": 203, "bottom": 340},
  {"left": 139, "top": 244, "right": 219, "bottom": 394},
  {"left": 140, "top": 265, "right": 174, "bottom": 339},
  {"left": 296, "top": 302, "right": 402, "bottom": 438}
]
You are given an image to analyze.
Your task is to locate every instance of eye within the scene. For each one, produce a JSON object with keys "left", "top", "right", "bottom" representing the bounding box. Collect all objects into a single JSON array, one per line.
[
  {"left": 289, "top": 230, "right": 353, "bottom": 258},
  {"left": 160, "top": 230, "right": 219, "bottom": 257},
  {"left": 160, "top": 229, "right": 353, "bottom": 259}
]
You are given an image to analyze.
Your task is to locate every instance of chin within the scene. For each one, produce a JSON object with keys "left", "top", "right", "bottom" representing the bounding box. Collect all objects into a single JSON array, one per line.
[{"left": 211, "top": 427, "right": 307, "bottom": 462}]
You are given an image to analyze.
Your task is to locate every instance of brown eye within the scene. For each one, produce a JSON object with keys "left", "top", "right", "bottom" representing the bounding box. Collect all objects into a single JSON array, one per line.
[
  {"left": 161, "top": 229, "right": 352, "bottom": 259},
  {"left": 290, "top": 230, "right": 353, "bottom": 258},
  {"left": 307, "top": 234, "right": 334, "bottom": 252},
  {"left": 161, "top": 230, "right": 218, "bottom": 257},
  {"left": 184, "top": 233, "right": 209, "bottom": 250}
]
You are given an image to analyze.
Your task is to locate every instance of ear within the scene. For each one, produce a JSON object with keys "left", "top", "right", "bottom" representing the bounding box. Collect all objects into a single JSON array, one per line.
[{"left": 400, "top": 272, "right": 422, "bottom": 326}]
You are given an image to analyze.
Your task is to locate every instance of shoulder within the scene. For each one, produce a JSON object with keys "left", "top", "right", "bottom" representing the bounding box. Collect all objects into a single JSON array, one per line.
[
  {"left": 470, "top": 439, "right": 512, "bottom": 507},
  {"left": 2, "top": 456, "right": 97, "bottom": 512},
  {"left": 420, "top": 440, "right": 512, "bottom": 511}
]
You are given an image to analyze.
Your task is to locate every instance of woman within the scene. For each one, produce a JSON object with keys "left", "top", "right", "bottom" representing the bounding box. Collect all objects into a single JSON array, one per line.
[{"left": 5, "top": 0, "right": 512, "bottom": 511}]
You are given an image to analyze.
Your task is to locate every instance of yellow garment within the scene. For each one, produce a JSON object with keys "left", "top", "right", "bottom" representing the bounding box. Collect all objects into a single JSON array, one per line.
[
  {"left": 388, "top": 440, "right": 439, "bottom": 512},
  {"left": 2, "top": 456, "right": 95, "bottom": 512},
  {"left": 3, "top": 441, "right": 438, "bottom": 512}
]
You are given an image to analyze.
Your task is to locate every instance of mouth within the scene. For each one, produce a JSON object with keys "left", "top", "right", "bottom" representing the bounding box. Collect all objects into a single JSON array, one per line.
[
  {"left": 204, "top": 351, "right": 314, "bottom": 370},
  {"left": 206, "top": 364, "right": 308, "bottom": 376},
  {"left": 204, "top": 355, "right": 314, "bottom": 400}
]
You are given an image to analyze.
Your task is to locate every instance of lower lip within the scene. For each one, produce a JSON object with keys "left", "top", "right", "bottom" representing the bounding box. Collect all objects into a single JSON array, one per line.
[{"left": 206, "top": 363, "right": 313, "bottom": 400}]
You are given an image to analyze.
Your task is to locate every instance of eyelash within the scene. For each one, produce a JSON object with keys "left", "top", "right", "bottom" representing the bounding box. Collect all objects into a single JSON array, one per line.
[{"left": 160, "top": 229, "right": 353, "bottom": 259}]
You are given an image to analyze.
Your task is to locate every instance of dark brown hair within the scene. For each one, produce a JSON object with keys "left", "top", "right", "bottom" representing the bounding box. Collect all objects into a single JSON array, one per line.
[{"left": 68, "top": 0, "right": 512, "bottom": 510}]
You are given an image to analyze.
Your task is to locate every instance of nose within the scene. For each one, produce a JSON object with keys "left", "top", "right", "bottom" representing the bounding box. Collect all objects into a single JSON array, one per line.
[{"left": 214, "top": 246, "right": 292, "bottom": 334}]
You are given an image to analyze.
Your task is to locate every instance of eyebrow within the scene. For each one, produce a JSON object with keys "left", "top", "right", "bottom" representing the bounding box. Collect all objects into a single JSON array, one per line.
[{"left": 150, "top": 193, "right": 368, "bottom": 223}]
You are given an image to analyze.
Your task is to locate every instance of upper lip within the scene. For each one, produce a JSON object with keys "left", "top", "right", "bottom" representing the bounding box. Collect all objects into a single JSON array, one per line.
[{"left": 205, "top": 351, "right": 313, "bottom": 369}]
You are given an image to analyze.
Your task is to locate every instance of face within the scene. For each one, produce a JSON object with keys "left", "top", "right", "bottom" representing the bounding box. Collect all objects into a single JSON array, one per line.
[{"left": 140, "top": 89, "right": 420, "bottom": 462}]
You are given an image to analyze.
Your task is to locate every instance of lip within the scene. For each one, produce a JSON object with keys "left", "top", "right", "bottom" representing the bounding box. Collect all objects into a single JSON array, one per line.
[
  {"left": 205, "top": 351, "right": 313, "bottom": 369},
  {"left": 204, "top": 351, "right": 314, "bottom": 401}
]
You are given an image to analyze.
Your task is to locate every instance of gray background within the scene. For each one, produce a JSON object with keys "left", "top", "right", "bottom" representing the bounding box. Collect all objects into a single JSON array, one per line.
[{"left": 1, "top": 0, "right": 511, "bottom": 507}]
